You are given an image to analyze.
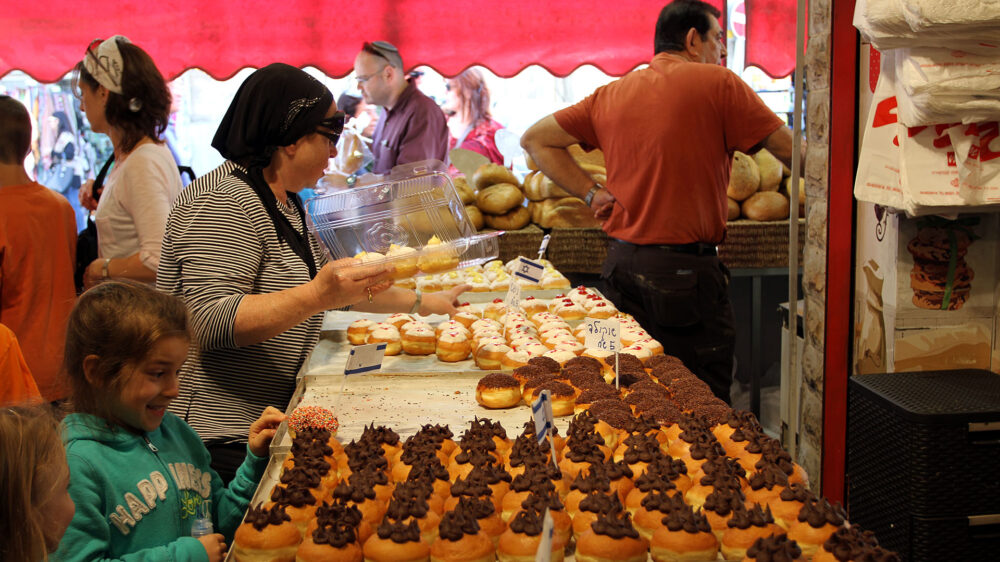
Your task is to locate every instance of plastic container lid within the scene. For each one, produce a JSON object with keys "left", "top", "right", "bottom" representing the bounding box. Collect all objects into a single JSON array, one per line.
[{"left": 306, "top": 160, "right": 501, "bottom": 279}]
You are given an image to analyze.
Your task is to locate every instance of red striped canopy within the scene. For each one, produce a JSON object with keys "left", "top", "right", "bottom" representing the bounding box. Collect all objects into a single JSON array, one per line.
[{"left": 1, "top": 0, "right": 798, "bottom": 82}]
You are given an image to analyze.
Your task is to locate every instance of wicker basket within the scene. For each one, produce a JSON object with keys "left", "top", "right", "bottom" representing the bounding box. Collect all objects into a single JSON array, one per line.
[
  {"left": 517, "top": 220, "right": 806, "bottom": 273},
  {"left": 491, "top": 225, "right": 545, "bottom": 264},
  {"left": 718, "top": 219, "right": 805, "bottom": 269}
]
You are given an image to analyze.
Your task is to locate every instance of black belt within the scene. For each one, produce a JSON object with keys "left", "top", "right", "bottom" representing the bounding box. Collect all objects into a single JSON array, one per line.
[{"left": 611, "top": 238, "right": 718, "bottom": 257}]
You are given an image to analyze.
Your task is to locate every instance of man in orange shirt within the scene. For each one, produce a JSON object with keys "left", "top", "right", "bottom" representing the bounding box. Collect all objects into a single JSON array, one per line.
[
  {"left": 0, "top": 95, "right": 77, "bottom": 402},
  {"left": 521, "top": 0, "right": 795, "bottom": 403}
]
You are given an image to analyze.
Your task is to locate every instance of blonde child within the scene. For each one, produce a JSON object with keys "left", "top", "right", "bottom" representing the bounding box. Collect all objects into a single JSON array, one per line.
[
  {"left": 54, "top": 281, "right": 284, "bottom": 561},
  {"left": 0, "top": 405, "right": 75, "bottom": 561}
]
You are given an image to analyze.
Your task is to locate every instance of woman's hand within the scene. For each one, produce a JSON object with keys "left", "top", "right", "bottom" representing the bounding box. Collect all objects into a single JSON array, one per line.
[
  {"left": 247, "top": 406, "right": 286, "bottom": 457},
  {"left": 79, "top": 179, "right": 102, "bottom": 211},
  {"left": 310, "top": 258, "right": 393, "bottom": 310},
  {"left": 82, "top": 258, "right": 104, "bottom": 290},
  {"left": 197, "top": 534, "right": 226, "bottom": 562},
  {"left": 420, "top": 284, "right": 471, "bottom": 316}
]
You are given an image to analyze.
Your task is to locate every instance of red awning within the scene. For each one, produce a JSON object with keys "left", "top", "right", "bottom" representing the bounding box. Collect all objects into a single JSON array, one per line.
[{"left": 1, "top": 0, "right": 797, "bottom": 82}]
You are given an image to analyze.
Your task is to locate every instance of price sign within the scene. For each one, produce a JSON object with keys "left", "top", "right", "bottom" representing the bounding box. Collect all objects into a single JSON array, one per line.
[
  {"left": 531, "top": 390, "right": 554, "bottom": 446},
  {"left": 514, "top": 256, "right": 544, "bottom": 284},
  {"left": 504, "top": 281, "right": 522, "bottom": 311},
  {"left": 584, "top": 318, "right": 621, "bottom": 353},
  {"left": 344, "top": 343, "right": 386, "bottom": 375},
  {"left": 534, "top": 508, "right": 554, "bottom": 562}
]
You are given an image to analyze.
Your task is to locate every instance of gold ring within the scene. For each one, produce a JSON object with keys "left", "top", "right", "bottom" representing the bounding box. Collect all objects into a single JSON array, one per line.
[{"left": 367, "top": 287, "right": 373, "bottom": 303}]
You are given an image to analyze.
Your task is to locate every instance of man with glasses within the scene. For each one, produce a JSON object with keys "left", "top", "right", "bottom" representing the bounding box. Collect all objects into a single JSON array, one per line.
[
  {"left": 521, "top": 0, "right": 797, "bottom": 405},
  {"left": 353, "top": 41, "right": 448, "bottom": 174}
]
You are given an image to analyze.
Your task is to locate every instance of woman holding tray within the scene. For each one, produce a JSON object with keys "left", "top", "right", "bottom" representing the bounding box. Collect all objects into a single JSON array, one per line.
[{"left": 157, "top": 63, "right": 467, "bottom": 483}]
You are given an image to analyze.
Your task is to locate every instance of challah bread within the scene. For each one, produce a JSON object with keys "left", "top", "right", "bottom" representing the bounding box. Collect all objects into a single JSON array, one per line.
[
  {"left": 473, "top": 163, "right": 520, "bottom": 190},
  {"left": 741, "top": 191, "right": 789, "bottom": 221},
  {"left": 453, "top": 175, "right": 477, "bottom": 204},
  {"left": 484, "top": 205, "right": 531, "bottom": 230},
  {"left": 536, "top": 197, "right": 602, "bottom": 228},
  {"left": 465, "top": 205, "right": 485, "bottom": 230},
  {"left": 477, "top": 183, "right": 524, "bottom": 215}
]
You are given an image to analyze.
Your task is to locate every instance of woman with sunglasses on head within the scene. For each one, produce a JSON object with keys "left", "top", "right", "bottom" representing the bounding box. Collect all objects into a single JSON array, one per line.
[
  {"left": 74, "top": 36, "right": 183, "bottom": 289},
  {"left": 442, "top": 68, "right": 506, "bottom": 176},
  {"left": 157, "top": 63, "right": 468, "bottom": 482}
]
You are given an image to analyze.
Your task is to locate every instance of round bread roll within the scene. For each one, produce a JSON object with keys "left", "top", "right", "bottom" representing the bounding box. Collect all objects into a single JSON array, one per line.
[
  {"left": 453, "top": 175, "right": 477, "bottom": 204},
  {"left": 727, "top": 151, "right": 760, "bottom": 201},
  {"left": 477, "top": 183, "right": 524, "bottom": 215},
  {"left": 484, "top": 205, "right": 531, "bottom": 231},
  {"left": 465, "top": 205, "right": 485, "bottom": 230},
  {"left": 754, "top": 148, "right": 783, "bottom": 192},
  {"left": 727, "top": 197, "right": 741, "bottom": 221},
  {"left": 742, "top": 191, "right": 790, "bottom": 221},
  {"left": 473, "top": 163, "right": 520, "bottom": 190}
]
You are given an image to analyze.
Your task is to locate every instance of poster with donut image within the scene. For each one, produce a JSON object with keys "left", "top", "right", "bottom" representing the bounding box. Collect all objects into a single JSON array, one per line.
[{"left": 897, "top": 213, "right": 998, "bottom": 317}]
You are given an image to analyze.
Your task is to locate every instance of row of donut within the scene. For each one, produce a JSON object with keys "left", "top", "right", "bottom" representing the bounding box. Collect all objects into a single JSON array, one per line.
[
  {"left": 390, "top": 258, "right": 572, "bottom": 292},
  {"left": 346, "top": 289, "right": 659, "bottom": 369},
  {"left": 230, "top": 404, "right": 897, "bottom": 561}
]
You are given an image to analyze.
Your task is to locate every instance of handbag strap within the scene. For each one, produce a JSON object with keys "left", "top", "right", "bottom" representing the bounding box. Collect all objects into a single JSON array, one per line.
[{"left": 92, "top": 156, "right": 114, "bottom": 203}]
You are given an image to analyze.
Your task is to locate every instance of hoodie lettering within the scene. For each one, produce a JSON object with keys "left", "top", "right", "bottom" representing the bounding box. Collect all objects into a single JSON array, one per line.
[
  {"left": 151, "top": 471, "right": 168, "bottom": 500},
  {"left": 109, "top": 465, "right": 213, "bottom": 536},
  {"left": 136, "top": 480, "right": 158, "bottom": 510},
  {"left": 109, "top": 506, "right": 136, "bottom": 535}
]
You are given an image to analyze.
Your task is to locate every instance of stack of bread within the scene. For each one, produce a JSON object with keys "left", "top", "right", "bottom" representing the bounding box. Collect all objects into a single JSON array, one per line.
[
  {"left": 727, "top": 148, "right": 805, "bottom": 222},
  {"left": 464, "top": 163, "right": 532, "bottom": 231},
  {"left": 232, "top": 375, "right": 899, "bottom": 562},
  {"left": 523, "top": 144, "right": 606, "bottom": 229}
]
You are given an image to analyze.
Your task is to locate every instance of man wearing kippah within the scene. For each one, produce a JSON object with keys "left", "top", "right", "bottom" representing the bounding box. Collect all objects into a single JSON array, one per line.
[
  {"left": 521, "top": 0, "right": 797, "bottom": 404},
  {"left": 354, "top": 41, "right": 448, "bottom": 174}
]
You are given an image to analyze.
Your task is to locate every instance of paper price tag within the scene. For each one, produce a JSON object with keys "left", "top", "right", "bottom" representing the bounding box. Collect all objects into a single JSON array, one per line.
[
  {"left": 514, "top": 256, "right": 544, "bottom": 283},
  {"left": 344, "top": 343, "right": 386, "bottom": 375},
  {"left": 536, "top": 234, "right": 551, "bottom": 260},
  {"left": 534, "top": 508, "right": 554, "bottom": 562},
  {"left": 504, "top": 281, "right": 522, "bottom": 310},
  {"left": 583, "top": 318, "right": 621, "bottom": 353}
]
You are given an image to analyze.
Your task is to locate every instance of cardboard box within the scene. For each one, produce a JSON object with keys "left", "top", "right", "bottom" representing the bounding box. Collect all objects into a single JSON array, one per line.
[{"left": 854, "top": 202, "right": 999, "bottom": 374}]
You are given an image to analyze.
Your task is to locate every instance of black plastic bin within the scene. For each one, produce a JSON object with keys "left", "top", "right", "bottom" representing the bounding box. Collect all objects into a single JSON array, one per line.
[{"left": 847, "top": 370, "right": 1000, "bottom": 561}]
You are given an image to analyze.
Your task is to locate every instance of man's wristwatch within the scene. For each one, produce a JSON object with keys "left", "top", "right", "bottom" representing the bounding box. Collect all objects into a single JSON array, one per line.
[
  {"left": 101, "top": 258, "right": 112, "bottom": 280},
  {"left": 584, "top": 182, "right": 605, "bottom": 206}
]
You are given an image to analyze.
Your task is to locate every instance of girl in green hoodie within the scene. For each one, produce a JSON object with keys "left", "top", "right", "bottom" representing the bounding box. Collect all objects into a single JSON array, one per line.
[{"left": 54, "top": 281, "right": 285, "bottom": 562}]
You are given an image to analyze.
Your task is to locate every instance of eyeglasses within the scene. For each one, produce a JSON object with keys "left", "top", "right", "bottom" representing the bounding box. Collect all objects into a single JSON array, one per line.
[
  {"left": 356, "top": 65, "right": 387, "bottom": 85},
  {"left": 315, "top": 111, "right": 346, "bottom": 145},
  {"left": 73, "top": 38, "right": 108, "bottom": 98}
]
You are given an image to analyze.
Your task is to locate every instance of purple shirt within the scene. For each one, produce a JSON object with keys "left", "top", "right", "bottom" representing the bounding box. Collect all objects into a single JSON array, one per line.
[{"left": 371, "top": 83, "right": 449, "bottom": 174}]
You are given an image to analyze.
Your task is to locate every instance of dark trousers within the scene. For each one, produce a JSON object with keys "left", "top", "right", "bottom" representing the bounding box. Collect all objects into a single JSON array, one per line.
[
  {"left": 601, "top": 240, "right": 735, "bottom": 404},
  {"left": 206, "top": 441, "right": 249, "bottom": 486}
]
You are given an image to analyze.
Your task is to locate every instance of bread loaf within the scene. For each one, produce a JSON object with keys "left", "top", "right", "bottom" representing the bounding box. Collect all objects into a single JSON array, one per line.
[
  {"left": 453, "top": 176, "right": 477, "bottom": 205},
  {"left": 476, "top": 183, "right": 524, "bottom": 215},
  {"left": 473, "top": 163, "right": 519, "bottom": 190},
  {"left": 741, "top": 191, "right": 789, "bottom": 221},
  {"left": 536, "top": 197, "right": 602, "bottom": 228},
  {"left": 484, "top": 205, "right": 531, "bottom": 230},
  {"left": 568, "top": 144, "right": 606, "bottom": 168},
  {"left": 754, "top": 148, "right": 782, "bottom": 192},
  {"left": 465, "top": 205, "right": 484, "bottom": 230},
  {"left": 525, "top": 174, "right": 571, "bottom": 201},
  {"left": 727, "top": 151, "right": 760, "bottom": 201},
  {"left": 727, "top": 197, "right": 741, "bottom": 221}
]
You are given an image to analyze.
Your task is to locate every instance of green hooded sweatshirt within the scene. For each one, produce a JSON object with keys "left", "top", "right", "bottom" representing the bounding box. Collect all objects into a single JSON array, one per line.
[{"left": 53, "top": 412, "right": 267, "bottom": 561}]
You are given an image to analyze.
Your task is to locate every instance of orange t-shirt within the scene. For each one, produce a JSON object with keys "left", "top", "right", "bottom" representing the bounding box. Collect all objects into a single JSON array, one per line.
[
  {"left": 0, "top": 182, "right": 77, "bottom": 400},
  {"left": 0, "top": 323, "right": 42, "bottom": 405},
  {"left": 555, "top": 53, "right": 784, "bottom": 245}
]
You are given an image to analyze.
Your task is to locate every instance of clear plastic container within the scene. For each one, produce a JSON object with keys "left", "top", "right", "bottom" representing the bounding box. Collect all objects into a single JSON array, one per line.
[{"left": 306, "top": 160, "right": 501, "bottom": 278}]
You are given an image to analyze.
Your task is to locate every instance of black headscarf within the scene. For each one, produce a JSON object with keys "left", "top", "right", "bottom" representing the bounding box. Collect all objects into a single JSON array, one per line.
[{"left": 212, "top": 63, "right": 333, "bottom": 279}]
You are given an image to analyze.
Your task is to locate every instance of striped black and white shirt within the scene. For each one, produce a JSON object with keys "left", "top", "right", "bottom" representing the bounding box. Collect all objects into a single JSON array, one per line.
[{"left": 158, "top": 161, "right": 328, "bottom": 445}]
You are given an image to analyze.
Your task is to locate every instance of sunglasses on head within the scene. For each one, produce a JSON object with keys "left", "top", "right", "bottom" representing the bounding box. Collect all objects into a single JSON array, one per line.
[{"left": 315, "top": 111, "right": 346, "bottom": 145}]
